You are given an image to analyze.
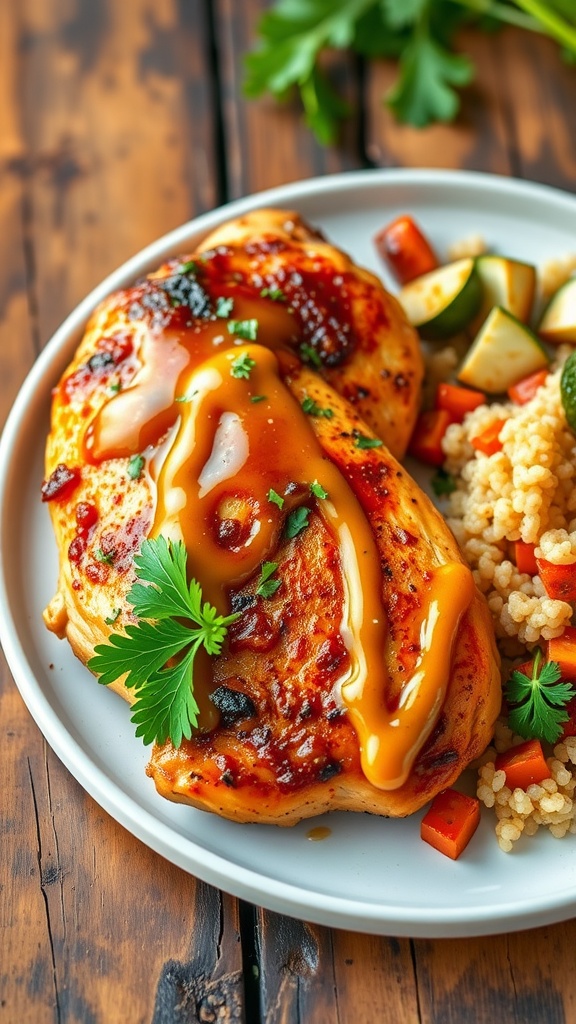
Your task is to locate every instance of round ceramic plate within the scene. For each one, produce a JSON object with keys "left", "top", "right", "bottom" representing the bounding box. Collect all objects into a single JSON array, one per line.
[{"left": 2, "top": 169, "right": 576, "bottom": 939}]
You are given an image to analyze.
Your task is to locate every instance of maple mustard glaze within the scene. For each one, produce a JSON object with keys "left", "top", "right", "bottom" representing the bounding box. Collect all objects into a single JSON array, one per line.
[{"left": 86, "top": 287, "right": 474, "bottom": 791}]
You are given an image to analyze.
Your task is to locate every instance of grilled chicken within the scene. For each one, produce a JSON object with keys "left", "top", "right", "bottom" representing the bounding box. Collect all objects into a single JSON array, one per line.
[{"left": 42, "top": 208, "right": 500, "bottom": 825}]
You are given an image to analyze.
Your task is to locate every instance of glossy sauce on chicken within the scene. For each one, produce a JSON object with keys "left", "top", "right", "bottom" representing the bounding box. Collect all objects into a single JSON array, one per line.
[{"left": 73, "top": 258, "right": 474, "bottom": 791}]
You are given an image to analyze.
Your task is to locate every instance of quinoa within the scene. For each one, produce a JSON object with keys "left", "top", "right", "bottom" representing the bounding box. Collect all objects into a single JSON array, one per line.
[{"left": 442, "top": 359, "right": 576, "bottom": 647}]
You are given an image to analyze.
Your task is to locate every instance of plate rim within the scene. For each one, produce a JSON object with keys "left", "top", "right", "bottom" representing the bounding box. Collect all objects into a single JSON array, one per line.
[{"left": 3, "top": 167, "right": 576, "bottom": 938}]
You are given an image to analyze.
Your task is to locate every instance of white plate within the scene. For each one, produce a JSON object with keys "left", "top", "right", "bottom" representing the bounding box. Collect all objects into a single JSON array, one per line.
[{"left": 3, "top": 169, "right": 576, "bottom": 939}]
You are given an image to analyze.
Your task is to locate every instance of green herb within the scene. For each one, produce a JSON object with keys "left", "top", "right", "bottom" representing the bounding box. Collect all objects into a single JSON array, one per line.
[
  {"left": 250, "top": 394, "right": 267, "bottom": 403},
  {"left": 88, "top": 537, "right": 240, "bottom": 747},
  {"left": 244, "top": 0, "right": 576, "bottom": 139},
  {"left": 431, "top": 468, "right": 456, "bottom": 496},
  {"left": 299, "top": 343, "right": 322, "bottom": 368},
  {"left": 178, "top": 260, "right": 198, "bottom": 275},
  {"left": 109, "top": 381, "right": 122, "bottom": 394},
  {"left": 227, "top": 318, "right": 259, "bottom": 341},
  {"left": 301, "top": 394, "right": 334, "bottom": 418},
  {"left": 231, "top": 353, "right": 257, "bottom": 379},
  {"left": 505, "top": 649, "right": 574, "bottom": 744},
  {"left": 256, "top": 561, "right": 282, "bottom": 598},
  {"left": 128, "top": 454, "right": 145, "bottom": 480},
  {"left": 310, "top": 480, "right": 328, "bottom": 499},
  {"left": 175, "top": 391, "right": 199, "bottom": 403},
  {"left": 95, "top": 548, "right": 115, "bottom": 564},
  {"left": 216, "top": 296, "right": 234, "bottom": 318},
  {"left": 285, "top": 505, "right": 310, "bottom": 538},
  {"left": 267, "top": 488, "right": 285, "bottom": 509},
  {"left": 105, "top": 608, "right": 121, "bottom": 625},
  {"left": 354, "top": 433, "right": 383, "bottom": 450},
  {"left": 260, "top": 286, "right": 286, "bottom": 302}
]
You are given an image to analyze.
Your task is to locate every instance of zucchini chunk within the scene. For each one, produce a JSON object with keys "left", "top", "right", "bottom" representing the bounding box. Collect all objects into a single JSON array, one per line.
[
  {"left": 473, "top": 255, "right": 536, "bottom": 328},
  {"left": 539, "top": 277, "right": 576, "bottom": 344},
  {"left": 398, "top": 258, "right": 482, "bottom": 341},
  {"left": 458, "top": 306, "right": 549, "bottom": 394}
]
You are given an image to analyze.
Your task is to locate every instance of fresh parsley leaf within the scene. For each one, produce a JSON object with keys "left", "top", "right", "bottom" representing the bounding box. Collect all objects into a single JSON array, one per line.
[
  {"left": 128, "top": 454, "right": 145, "bottom": 480},
  {"left": 256, "top": 561, "right": 281, "bottom": 598},
  {"left": 250, "top": 394, "right": 267, "bottom": 403},
  {"left": 267, "top": 488, "right": 285, "bottom": 509},
  {"left": 505, "top": 649, "right": 575, "bottom": 745},
  {"left": 431, "top": 468, "right": 456, "bottom": 496},
  {"left": 285, "top": 505, "right": 310, "bottom": 539},
  {"left": 260, "top": 286, "right": 286, "bottom": 301},
  {"left": 227, "top": 318, "right": 259, "bottom": 341},
  {"left": 88, "top": 537, "right": 239, "bottom": 747},
  {"left": 178, "top": 260, "right": 198, "bottom": 275},
  {"left": 387, "top": 31, "right": 473, "bottom": 127},
  {"left": 95, "top": 548, "right": 115, "bottom": 564},
  {"left": 354, "top": 433, "right": 383, "bottom": 449},
  {"left": 216, "top": 296, "right": 234, "bottom": 318},
  {"left": 301, "top": 394, "right": 334, "bottom": 418},
  {"left": 310, "top": 480, "right": 328, "bottom": 499},
  {"left": 230, "top": 353, "right": 256, "bottom": 379},
  {"left": 299, "top": 343, "right": 322, "bottom": 368}
]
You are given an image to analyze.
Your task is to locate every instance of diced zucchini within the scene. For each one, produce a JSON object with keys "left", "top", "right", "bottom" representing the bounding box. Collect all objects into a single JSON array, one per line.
[
  {"left": 539, "top": 277, "right": 576, "bottom": 344},
  {"left": 473, "top": 255, "right": 536, "bottom": 329},
  {"left": 398, "top": 258, "right": 482, "bottom": 341},
  {"left": 457, "top": 306, "right": 549, "bottom": 394}
]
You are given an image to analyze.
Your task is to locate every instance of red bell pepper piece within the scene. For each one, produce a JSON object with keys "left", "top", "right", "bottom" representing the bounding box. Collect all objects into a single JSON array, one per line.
[
  {"left": 374, "top": 215, "right": 439, "bottom": 285},
  {"left": 421, "top": 789, "right": 481, "bottom": 860},
  {"left": 495, "top": 739, "right": 551, "bottom": 790}
]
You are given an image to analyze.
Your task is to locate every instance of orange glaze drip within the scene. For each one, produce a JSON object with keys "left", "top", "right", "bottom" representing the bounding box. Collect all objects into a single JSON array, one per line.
[
  {"left": 306, "top": 826, "right": 332, "bottom": 841},
  {"left": 85, "top": 295, "right": 475, "bottom": 790},
  {"left": 341, "top": 562, "right": 475, "bottom": 790}
]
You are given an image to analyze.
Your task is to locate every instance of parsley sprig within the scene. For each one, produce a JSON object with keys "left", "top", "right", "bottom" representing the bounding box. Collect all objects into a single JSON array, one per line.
[
  {"left": 88, "top": 537, "right": 239, "bottom": 748},
  {"left": 244, "top": 0, "right": 576, "bottom": 140},
  {"left": 505, "top": 648, "right": 574, "bottom": 745}
]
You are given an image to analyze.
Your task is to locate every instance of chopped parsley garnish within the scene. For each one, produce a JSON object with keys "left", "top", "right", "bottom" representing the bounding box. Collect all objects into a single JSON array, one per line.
[
  {"left": 177, "top": 260, "right": 198, "bottom": 275},
  {"left": 105, "top": 608, "right": 121, "bottom": 625},
  {"left": 227, "top": 318, "right": 259, "bottom": 341},
  {"left": 250, "top": 394, "right": 267, "bottom": 403},
  {"left": 354, "top": 433, "right": 383, "bottom": 450},
  {"left": 431, "top": 468, "right": 456, "bottom": 497},
  {"left": 109, "top": 381, "right": 122, "bottom": 394},
  {"left": 301, "top": 394, "right": 334, "bottom": 418},
  {"left": 267, "top": 488, "right": 285, "bottom": 509},
  {"left": 299, "top": 343, "right": 322, "bottom": 369},
  {"left": 128, "top": 454, "right": 145, "bottom": 480},
  {"left": 88, "top": 537, "right": 240, "bottom": 747},
  {"left": 260, "top": 286, "right": 286, "bottom": 302},
  {"left": 216, "top": 296, "right": 234, "bottom": 318},
  {"left": 256, "top": 561, "right": 281, "bottom": 598},
  {"left": 95, "top": 548, "right": 115, "bottom": 565},
  {"left": 230, "top": 353, "right": 256, "bottom": 379},
  {"left": 310, "top": 480, "right": 328, "bottom": 500},
  {"left": 505, "top": 648, "right": 574, "bottom": 745},
  {"left": 175, "top": 390, "right": 198, "bottom": 403},
  {"left": 285, "top": 506, "right": 310, "bottom": 539}
]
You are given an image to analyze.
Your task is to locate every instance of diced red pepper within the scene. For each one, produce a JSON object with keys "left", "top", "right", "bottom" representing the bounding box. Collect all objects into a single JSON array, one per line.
[
  {"left": 421, "top": 789, "right": 481, "bottom": 860},
  {"left": 435, "top": 383, "right": 486, "bottom": 423},
  {"left": 495, "top": 739, "right": 551, "bottom": 790},
  {"left": 508, "top": 369, "right": 549, "bottom": 405},
  {"left": 470, "top": 419, "right": 507, "bottom": 457},
  {"left": 561, "top": 695, "right": 576, "bottom": 738},
  {"left": 515, "top": 541, "right": 538, "bottom": 576},
  {"left": 408, "top": 408, "right": 452, "bottom": 467},
  {"left": 536, "top": 558, "right": 576, "bottom": 602},
  {"left": 374, "top": 215, "right": 439, "bottom": 285},
  {"left": 547, "top": 626, "right": 576, "bottom": 681}
]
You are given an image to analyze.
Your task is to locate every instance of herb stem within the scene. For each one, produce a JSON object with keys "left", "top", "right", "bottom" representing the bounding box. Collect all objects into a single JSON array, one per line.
[
  {"left": 512, "top": 0, "right": 576, "bottom": 53},
  {"left": 446, "top": 0, "right": 541, "bottom": 32}
]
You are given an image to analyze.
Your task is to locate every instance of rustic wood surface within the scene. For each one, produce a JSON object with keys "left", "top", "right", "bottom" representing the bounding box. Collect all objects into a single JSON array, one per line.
[{"left": 1, "top": 1, "right": 576, "bottom": 1021}]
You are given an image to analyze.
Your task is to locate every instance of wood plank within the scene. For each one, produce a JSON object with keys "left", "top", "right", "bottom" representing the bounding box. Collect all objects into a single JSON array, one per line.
[
  {"left": 22, "top": 0, "right": 219, "bottom": 344},
  {"left": 254, "top": 911, "right": 420, "bottom": 1023},
  {"left": 215, "top": 0, "right": 363, "bottom": 200}
]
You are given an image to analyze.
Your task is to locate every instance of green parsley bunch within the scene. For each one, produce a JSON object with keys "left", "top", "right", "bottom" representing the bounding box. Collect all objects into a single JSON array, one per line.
[{"left": 244, "top": 0, "right": 576, "bottom": 141}]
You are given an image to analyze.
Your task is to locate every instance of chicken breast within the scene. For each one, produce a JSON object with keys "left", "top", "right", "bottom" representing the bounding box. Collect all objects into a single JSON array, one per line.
[{"left": 42, "top": 208, "right": 500, "bottom": 826}]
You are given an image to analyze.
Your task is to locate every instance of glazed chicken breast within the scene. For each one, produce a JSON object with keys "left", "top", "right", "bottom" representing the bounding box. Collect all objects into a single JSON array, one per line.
[{"left": 42, "top": 209, "right": 500, "bottom": 825}]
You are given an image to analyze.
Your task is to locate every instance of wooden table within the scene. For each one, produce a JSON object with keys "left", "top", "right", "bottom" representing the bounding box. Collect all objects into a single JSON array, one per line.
[{"left": 2, "top": 3, "right": 576, "bottom": 1021}]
